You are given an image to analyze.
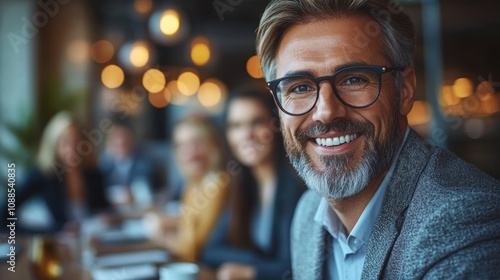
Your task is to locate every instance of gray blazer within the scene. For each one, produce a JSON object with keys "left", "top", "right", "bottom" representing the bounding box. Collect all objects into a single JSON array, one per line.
[{"left": 291, "top": 129, "right": 500, "bottom": 279}]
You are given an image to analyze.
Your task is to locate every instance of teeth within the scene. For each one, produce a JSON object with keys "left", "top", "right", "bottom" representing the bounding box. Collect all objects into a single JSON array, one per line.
[{"left": 315, "top": 134, "right": 358, "bottom": 147}]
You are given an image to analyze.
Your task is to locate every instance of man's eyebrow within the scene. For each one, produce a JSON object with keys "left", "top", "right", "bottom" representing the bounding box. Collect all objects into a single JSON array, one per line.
[
  {"left": 334, "top": 61, "right": 369, "bottom": 71},
  {"left": 282, "top": 70, "right": 315, "bottom": 78},
  {"left": 280, "top": 61, "right": 370, "bottom": 78}
]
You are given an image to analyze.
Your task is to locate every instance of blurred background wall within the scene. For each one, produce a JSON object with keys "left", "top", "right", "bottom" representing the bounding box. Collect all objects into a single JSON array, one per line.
[{"left": 0, "top": 0, "right": 499, "bottom": 187}]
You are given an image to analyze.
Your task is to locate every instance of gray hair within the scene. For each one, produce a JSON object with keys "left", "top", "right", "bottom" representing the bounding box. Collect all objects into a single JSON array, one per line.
[{"left": 256, "top": 0, "right": 416, "bottom": 94}]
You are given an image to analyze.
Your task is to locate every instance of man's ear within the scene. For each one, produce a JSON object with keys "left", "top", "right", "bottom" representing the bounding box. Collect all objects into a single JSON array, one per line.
[{"left": 399, "top": 67, "right": 416, "bottom": 116}]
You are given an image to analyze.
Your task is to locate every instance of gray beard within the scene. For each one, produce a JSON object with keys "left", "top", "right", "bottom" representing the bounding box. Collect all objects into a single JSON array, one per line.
[{"left": 285, "top": 117, "right": 401, "bottom": 199}]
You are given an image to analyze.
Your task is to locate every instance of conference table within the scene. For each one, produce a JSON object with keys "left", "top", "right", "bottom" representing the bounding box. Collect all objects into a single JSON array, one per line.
[{"left": 0, "top": 215, "right": 216, "bottom": 280}]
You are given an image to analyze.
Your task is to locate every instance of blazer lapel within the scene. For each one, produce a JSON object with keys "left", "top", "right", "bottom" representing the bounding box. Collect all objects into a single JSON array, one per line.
[
  {"left": 361, "top": 129, "right": 434, "bottom": 279},
  {"left": 306, "top": 219, "right": 329, "bottom": 279},
  {"left": 291, "top": 190, "right": 328, "bottom": 280}
]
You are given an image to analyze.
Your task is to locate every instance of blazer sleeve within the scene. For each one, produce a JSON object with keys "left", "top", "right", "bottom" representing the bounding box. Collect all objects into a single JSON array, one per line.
[{"left": 84, "top": 168, "right": 111, "bottom": 212}]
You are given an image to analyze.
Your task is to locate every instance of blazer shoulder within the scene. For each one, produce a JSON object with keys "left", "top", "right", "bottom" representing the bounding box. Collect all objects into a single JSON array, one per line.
[
  {"left": 425, "top": 147, "right": 500, "bottom": 191},
  {"left": 387, "top": 147, "right": 500, "bottom": 278},
  {"left": 408, "top": 146, "right": 500, "bottom": 231}
]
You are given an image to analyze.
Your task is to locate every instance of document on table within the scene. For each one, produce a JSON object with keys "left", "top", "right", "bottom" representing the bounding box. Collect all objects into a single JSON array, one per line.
[
  {"left": 93, "top": 249, "right": 170, "bottom": 267},
  {"left": 91, "top": 264, "right": 157, "bottom": 280}
]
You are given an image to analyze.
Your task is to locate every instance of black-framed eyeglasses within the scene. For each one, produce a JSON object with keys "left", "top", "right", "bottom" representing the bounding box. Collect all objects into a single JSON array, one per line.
[{"left": 267, "top": 65, "right": 405, "bottom": 116}]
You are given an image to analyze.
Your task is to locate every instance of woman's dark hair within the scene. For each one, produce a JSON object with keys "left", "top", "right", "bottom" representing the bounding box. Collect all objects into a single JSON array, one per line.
[{"left": 224, "top": 85, "right": 285, "bottom": 249}]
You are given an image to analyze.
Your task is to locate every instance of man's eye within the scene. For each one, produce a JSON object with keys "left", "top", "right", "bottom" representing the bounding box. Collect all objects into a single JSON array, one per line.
[
  {"left": 344, "top": 76, "right": 363, "bottom": 85},
  {"left": 291, "top": 84, "right": 314, "bottom": 94}
]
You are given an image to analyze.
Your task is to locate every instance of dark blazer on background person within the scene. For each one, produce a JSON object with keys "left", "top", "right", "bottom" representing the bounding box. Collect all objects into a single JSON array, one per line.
[
  {"left": 201, "top": 165, "right": 305, "bottom": 280},
  {"left": 291, "top": 129, "right": 500, "bottom": 279},
  {"left": 1, "top": 167, "right": 110, "bottom": 233},
  {"left": 99, "top": 151, "right": 163, "bottom": 189}
]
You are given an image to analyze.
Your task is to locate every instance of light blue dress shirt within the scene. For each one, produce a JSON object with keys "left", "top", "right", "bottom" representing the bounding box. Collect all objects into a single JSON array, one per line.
[{"left": 314, "top": 127, "right": 410, "bottom": 280}]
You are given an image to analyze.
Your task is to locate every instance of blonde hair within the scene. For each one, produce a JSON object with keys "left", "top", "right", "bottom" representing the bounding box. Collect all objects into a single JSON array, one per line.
[
  {"left": 36, "top": 111, "right": 97, "bottom": 176},
  {"left": 37, "top": 111, "right": 73, "bottom": 174}
]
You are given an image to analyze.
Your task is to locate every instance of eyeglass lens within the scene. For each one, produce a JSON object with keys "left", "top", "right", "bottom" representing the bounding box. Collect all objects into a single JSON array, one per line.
[{"left": 276, "top": 67, "right": 380, "bottom": 114}]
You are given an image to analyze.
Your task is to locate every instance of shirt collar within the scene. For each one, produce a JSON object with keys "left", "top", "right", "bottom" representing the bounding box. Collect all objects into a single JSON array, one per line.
[{"left": 314, "top": 127, "right": 411, "bottom": 250}]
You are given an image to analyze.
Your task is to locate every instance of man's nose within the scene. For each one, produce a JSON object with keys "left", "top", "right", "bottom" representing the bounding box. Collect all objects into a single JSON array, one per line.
[{"left": 311, "top": 82, "right": 348, "bottom": 123}]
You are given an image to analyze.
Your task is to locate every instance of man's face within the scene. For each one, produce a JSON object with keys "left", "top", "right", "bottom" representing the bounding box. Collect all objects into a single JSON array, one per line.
[{"left": 274, "top": 16, "right": 413, "bottom": 199}]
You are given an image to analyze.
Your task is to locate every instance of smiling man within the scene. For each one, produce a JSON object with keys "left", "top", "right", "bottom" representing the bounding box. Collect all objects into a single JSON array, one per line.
[{"left": 256, "top": 0, "right": 500, "bottom": 279}]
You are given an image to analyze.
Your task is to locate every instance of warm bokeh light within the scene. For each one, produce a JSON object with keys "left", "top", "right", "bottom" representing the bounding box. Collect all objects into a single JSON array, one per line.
[
  {"left": 246, "top": 55, "right": 263, "bottom": 79},
  {"left": 91, "top": 40, "right": 114, "bottom": 63},
  {"left": 101, "top": 64, "right": 124, "bottom": 89},
  {"left": 163, "top": 88, "right": 172, "bottom": 103},
  {"left": 148, "top": 91, "right": 170, "bottom": 108},
  {"left": 66, "top": 39, "right": 90, "bottom": 63},
  {"left": 463, "top": 96, "right": 482, "bottom": 115},
  {"left": 149, "top": 8, "right": 189, "bottom": 46},
  {"left": 191, "top": 37, "right": 210, "bottom": 66},
  {"left": 134, "top": 0, "right": 153, "bottom": 15},
  {"left": 177, "top": 70, "right": 200, "bottom": 96},
  {"left": 198, "top": 78, "right": 226, "bottom": 107},
  {"left": 453, "top": 78, "right": 473, "bottom": 98},
  {"left": 440, "top": 85, "right": 460, "bottom": 107},
  {"left": 476, "top": 81, "right": 495, "bottom": 101},
  {"left": 130, "top": 42, "right": 150, "bottom": 68},
  {"left": 168, "top": 80, "right": 189, "bottom": 105},
  {"left": 142, "top": 69, "right": 166, "bottom": 93},
  {"left": 160, "top": 10, "right": 180, "bottom": 35},
  {"left": 480, "top": 93, "right": 500, "bottom": 114},
  {"left": 118, "top": 41, "right": 156, "bottom": 72},
  {"left": 408, "top": 100, "right": 431, "bottom": 126},
  {"left": 198, "top": 82, "right": 221, "bottom": 107}
]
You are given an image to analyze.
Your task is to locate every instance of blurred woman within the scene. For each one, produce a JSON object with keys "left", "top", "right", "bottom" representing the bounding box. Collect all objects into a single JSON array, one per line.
[
  {"left": 157, "top": 114, "right": 229, "bottom": 262},
  {"left": 5, "top": 111, "right": 109, "bottom": 233},
  {"left": 201, "top": 87, "right": 305, "bottom": 280}
]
